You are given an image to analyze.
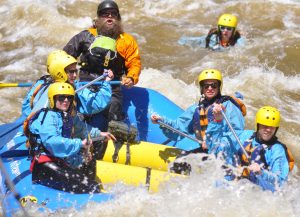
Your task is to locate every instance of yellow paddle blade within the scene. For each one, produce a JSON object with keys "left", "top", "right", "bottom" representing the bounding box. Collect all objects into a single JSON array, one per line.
[
  {"left": 0, "top": 83, "right": 32, "bottom": 88},
  {"left": 0, "top": 83, "right": 18, "bottom": 88}
]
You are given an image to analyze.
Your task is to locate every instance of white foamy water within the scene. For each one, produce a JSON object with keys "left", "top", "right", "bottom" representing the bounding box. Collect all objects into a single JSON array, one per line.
[{"left": 1, "top": 0, "right": 300, "bottom": 216}]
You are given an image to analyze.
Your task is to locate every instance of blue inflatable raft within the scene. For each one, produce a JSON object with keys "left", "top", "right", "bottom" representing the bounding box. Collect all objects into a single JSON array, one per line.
[{"left": 0, "top": 86, "right": 198, "bottom": 216}]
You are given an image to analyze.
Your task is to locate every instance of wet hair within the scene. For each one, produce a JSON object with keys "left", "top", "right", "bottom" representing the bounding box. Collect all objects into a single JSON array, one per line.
[{"left": 205, "top": 28, "right": 241, "bottom": 48}]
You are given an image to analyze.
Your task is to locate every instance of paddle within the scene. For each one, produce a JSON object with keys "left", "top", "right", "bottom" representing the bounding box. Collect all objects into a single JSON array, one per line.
[
  {"left": 0, "top": 83, "right": 33, "bottom": 88},
  {"left": 83, "top": 120, "right": 92, "bottom": 163},
  {"left": 30, "top": 73, "right": 111, "bottom": 113},
  {"left": 220, "top": 109, "right": 250, "bottom": 161},
  {"left": 0, "top": 157, "right": 31, "bottom": 217},
  {"left": 1, "top": 73, "right": 116, "bottom": 151},
  {"left": 0, "top": 81, "right": 121, "bottom": 88},
  {"left": 157, "top": 120, "right": 203, "bottom": 145},
  {"left": 75, "top": 72, "right": 108, "bottom": 92},
  {"left": 156, "top": 120, "right": 203, "bottom": 175}
]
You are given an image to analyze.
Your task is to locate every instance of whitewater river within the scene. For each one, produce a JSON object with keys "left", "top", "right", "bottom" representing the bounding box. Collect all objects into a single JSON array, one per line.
[{"left": 0, "top": 0, "right": 300, "bottom": 216}]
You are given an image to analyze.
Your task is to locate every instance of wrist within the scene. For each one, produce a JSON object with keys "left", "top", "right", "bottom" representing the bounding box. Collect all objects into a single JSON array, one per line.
[{"left": 127, "top": 76, "right": 134, "bottom": 83}]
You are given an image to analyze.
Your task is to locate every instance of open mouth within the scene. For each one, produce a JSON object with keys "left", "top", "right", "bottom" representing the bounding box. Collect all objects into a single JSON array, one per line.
[{"left": 106, "top": 19, "right": 114, "bottom": 25}]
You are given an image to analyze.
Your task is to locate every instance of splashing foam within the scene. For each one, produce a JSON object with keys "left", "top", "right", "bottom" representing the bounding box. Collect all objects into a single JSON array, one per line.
[{"left": 137, "top": 68, "right": 199, "bottom": 109}]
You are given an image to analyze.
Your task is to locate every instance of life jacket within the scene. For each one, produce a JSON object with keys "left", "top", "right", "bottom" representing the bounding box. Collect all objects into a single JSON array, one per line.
[
  {"left": 23, "top": 108, "right": 49, "bottom": 149},
  {"left": 240, "top": 134, "right": 295, "bottom": 177},
  {"left": 220, "top": 95, "right": 246, "bottom": 116},
  {"left": 192, "top": 103, "right": 213, "bottom": 140},
  {"left": 205, "top": 28, "right": 241, "bottom": 48},
  {"left": 23, "top": 108, "right": 74, "bottom": 159},
  {"left": 192, "top": 95, "right": 246, "bottom": 140},
  {"left": 29, "top": 75, "right": 53, "bottom": 109},
  {"left": 80, "top": 28, "right": 126, "bottom": 81}
]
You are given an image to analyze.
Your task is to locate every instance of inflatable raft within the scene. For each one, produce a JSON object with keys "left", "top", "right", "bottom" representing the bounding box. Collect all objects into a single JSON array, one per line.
[{"left": 0, "top": 86, "right": 198, "bottom": 216}]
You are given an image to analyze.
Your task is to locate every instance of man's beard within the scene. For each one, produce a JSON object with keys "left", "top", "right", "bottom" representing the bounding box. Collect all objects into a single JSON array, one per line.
[{"left": 97, "top": 20, "right": 123, "bottom": 39}]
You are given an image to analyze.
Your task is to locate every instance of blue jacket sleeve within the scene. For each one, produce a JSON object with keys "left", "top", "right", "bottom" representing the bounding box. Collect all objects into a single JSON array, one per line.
[
  {"left": 161, "top": 104, "right": 197, "bottom": 140},
  {"left": 75, "top": 81, "right": 112, "bottom": 114},
  {"left": 251, "top": 142, "right": 289, "bottom": 191},
  {"left": 180, "top": 34, "right": 221, "bottom": 51},
  {"left": 178, "top": 36, "right": 207, "bottom": 48},
  {"left": 206, "top": 100, "right": 245, "bottom": 153},
  {"left": 34, "top": 111, "right": 83, "bottom": 159},
  {"left": 236, "top": 36, "right": 246, "bottom": 46}
]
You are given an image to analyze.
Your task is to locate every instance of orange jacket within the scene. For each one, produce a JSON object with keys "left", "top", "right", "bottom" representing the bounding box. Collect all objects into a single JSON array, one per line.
[{"left": 88, "top": 28, "right": 141, "bottom": 84}]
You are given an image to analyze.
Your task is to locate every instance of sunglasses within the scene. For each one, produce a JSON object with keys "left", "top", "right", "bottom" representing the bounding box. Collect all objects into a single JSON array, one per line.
[
  {"left": 202, "top": 83, "right": 219, "bottom": 90},
  {"left": 219, "top": 26, "right": 233, "bottom": 31},
  {"left": 99, "top": 11, "right": 119, "bottom": 19},
  {"left": 66, "top": 69, "right": 78, "bottom": 74},
  {"left": 56, "top": 95, "right": 74, "bottom": 102}
]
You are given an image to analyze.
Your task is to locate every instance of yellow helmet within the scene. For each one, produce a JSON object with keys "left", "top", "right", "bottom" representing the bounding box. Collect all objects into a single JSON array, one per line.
[
  {"left": 48, "top": 82, "right": 75, "bottom": 109},
  {"left": 48, "top": 54, "right": 77, "bottom": 82},
  {"left": 217, "top": 14, "right": 238, "bottom": 28},
  {"left": 198, "top": 69, "right": 223, "bottom": 90},
  {"left": 46, "top": 50, "right": 67, "bottom": 72},
  {"left": 255, "top": 106, "right": 280, "bottom": 129}
]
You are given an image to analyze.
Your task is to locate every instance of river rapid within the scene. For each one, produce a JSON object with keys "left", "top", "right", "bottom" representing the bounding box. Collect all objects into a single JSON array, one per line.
[{"left": 1, "top": 0, "right": 300, "bottom": 216}]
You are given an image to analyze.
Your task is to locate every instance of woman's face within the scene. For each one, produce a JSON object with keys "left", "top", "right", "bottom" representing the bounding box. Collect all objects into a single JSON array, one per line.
[
  {"left": 55, "top": 95, "right": 73, "bottom": 112},
  {"left": 65, "top": 63, "right": 78, "bottom": 84},
  {"left": 219, "top": 26, "right": 233, "bottom": 41}
]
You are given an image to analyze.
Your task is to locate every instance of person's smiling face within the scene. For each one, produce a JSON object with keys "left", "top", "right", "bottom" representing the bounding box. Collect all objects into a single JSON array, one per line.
[
  {"left": 201, "top": 79, "right": 220, "bottom": 100},
  {"left": 257, "top": 124, "right": 277, "bottom": 142}
]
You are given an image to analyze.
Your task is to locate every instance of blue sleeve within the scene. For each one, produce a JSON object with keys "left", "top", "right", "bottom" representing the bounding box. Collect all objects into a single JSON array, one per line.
[
  {"left": 75, "top": 81, "right": 112, "bottom": 114},
  {"left": 161, "top": 104, "right": 197, "bottom": 140},
  {"left": 206, "top": 101, "right": 245, "bottom": 153},
  {"left": 38, "top": 111, "right": 83, "bottom": 158},
  {"left": 236, "top": 36, "right": 246, "bottom": 46},
  {"left": 221, "top": 101, "right": 245, "bottom": 139},
  {"left": 21, "top": 80, "right": 45, "bottom": 116},
  {"left": 178, "top": 36, "right": 207, "bottom": 48},
  {"left": 252, "top": 144, "right": 289, "bottom": 191},
  {"left": 89, "top": 127, "right": 101, "bottom": 139}
]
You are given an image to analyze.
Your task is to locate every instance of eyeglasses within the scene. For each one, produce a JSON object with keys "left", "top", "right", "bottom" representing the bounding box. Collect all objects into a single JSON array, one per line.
[
  {"left": 66, "top": 69, "right": 78, "bottom": 74},
  {"left": 99, "top": 11, "right": 119, "bottom": 19},
  {"left": 219, "top": 26, "right": 233, "bottom": 32},
  {"left": 202, "top": 83, "right": 219, "bottom": 90},
  {"left": 56, "top": 95, "right": 74, "bottom": 102}
]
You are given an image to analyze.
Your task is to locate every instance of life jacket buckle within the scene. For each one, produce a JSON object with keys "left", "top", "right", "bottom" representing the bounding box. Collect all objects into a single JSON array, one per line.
[{"left": 104, "top": 51, "right": 111, "bottom": 67}]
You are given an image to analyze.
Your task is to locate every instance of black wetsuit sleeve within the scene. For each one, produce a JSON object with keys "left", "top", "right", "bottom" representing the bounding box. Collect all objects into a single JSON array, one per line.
[{"left": 63, "top": 30, "right": 91, "bottom": 58}]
